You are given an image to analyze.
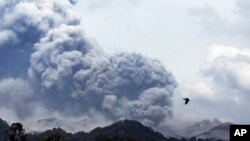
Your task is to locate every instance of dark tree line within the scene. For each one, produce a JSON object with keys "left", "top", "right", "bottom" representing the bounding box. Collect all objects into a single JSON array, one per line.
[{"left": 2, "top": 121, "right": 227, "bottom": 141}]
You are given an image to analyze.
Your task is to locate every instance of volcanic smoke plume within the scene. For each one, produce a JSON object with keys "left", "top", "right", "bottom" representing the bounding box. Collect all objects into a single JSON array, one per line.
[{"left": 0, "top": 0, "right": 177, "bottom": 132}]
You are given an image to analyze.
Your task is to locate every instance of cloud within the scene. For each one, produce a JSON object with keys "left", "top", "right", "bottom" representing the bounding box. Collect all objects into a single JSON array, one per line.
[
  {"left": 0, "top": 30, "right": 18, "bottom": 47},
  {"left": 188, "top": 4, "right": 220, "bottom": 23},
  {"left": 181, "top": 44, "right": 250, "bottom": 123},
  {"left": 203, "top": 45, "right": 250, "bottom": 94},
  {"left": 69, "top": 0, "right": 77, "bottom": 5},
  {"left": 236, "top": 0, "right": 250, "bottom": 18},
  {"left": 189, "top": 1, "right": 250, "bottom": 39},
  {"left": 102, "top": 87, "right": 174, "bottom": 127},
  {"left": 0, "top": 0, "right": 79, "bottom": 79},
  {"left": 183, "top": 81, "right": 215, "bottom": 100},
  {"left": 0, "top": 0, "right": 177, "bottom": 132},
  {"left": 0, "top": 78, "right": 34, "bottom": 119},
  {"left": 183, "top": 44, "right": 250, "bottom": 101},
  {"left": 84, "top": 0, "right": 138, "bottom": 12}
]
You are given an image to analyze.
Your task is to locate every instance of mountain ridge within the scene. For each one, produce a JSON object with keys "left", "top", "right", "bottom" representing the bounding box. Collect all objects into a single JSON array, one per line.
[
  {"left": 0, "top": 118, "right": 230, "bottom": 141},
  {"left": 192, "top": 122, "right": 232, "bottom": 141}
]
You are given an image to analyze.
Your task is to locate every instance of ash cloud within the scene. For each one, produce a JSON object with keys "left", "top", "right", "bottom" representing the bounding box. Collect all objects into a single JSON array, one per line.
[
  {"left": 0, "top": 78, "right": 34, "bottom": 119},
  {"left": 0, "top": 0, "right": 177, "bottom": 132},
  {"left": 0, "top": 0, "right": 79, "bottom": 78}
]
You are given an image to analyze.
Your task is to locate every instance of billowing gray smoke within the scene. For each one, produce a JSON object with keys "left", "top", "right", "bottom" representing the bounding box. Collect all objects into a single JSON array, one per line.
[{"left": 0, "top": 0, "right": 177, "bottom": 131}]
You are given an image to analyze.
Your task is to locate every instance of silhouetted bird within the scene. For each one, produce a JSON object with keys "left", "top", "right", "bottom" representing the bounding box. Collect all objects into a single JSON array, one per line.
[{"left": 183, "top": 97, "right": 190, "bottom": 105}]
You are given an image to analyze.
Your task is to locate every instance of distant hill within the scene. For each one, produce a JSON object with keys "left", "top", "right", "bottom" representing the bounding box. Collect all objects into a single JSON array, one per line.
[
  {"left": 27, "top": 120, "right": 167, "bottom": 141},
  {"left": 88, "top": 120, "right": 167, "bottom": 141},
  {"left": 0, "top": 118, "right": 229, "bottom": 141},
  {"left": 0, "top": 118, "right": 9, "bottom": 141},
  {"left": 193, "top": 122, "right": 231, "bottom": 141},
  {"left": 26, "top": 118, "right": 79, "bottom": 132},
  {"left": 186, "top": 119, "right": 221, "bottom": 135}
]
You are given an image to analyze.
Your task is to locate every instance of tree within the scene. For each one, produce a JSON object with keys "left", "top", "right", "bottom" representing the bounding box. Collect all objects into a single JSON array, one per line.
[
  {"left": 119, "top": 134, "right": 135, "bottom": 141},
  {"left": 39, "top": 133, "right": 65, "bottom": 141},
  {"left": 8, "top": 122, "right": 26, "bottom": 141},
  {"left": 95, "top": 134, "right": 112, "bottom": 141}
]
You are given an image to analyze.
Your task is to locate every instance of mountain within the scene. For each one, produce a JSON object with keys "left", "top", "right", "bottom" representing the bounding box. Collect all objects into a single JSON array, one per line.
[
  {"left": 26, "top": 119, "right": 228, "bottom": 141},
  {"left": 26, "top": 118, "right": 79, "bottom": 133},
  {"left": 0, "top": 117, "right": 230, "bottom": 141},
  {"left": 27, "top": 120, "right": 168, "bottom": 141},
  {"left": 26, "top": 118, "right": 173, "bottom": 140},
  {"left": 89, "top": 120, "right": 167, "bottom": 141},
  {"left": 0, "top": 118, "right": 9, "bottom": 141},
  {"left": 25, "top": 117, "right": 112, "bottom": 133},
  {"left": 27, "top": 127, "right": 73, "bottom": 141},
  {"left": 186, "top": 119, "right": 221, "bottom": 135},
  {"left": 193, "top": 122, "right": 231, "bottom": 141}
]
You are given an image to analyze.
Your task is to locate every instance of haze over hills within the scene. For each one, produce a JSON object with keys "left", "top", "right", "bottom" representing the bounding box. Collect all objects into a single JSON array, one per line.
[
  {"left": 192, "top": 122, "right": 231, "bottom": 141},
  {"left": 186, "top": 119, "right": 222, "bottom": 136},
  {"left": 26, "top": 118, "right": 80, "bottom": 133},
  {"left": 24, "top": 118, "right": 225, "bottom": 137},
  {"left": 0, "top": 118, "right": 230, "bottom": 141}
]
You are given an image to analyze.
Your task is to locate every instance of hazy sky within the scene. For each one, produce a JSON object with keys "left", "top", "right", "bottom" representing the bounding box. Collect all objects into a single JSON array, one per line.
[{"left": 74, "top": 0, "right": 250, "bottom": 123}]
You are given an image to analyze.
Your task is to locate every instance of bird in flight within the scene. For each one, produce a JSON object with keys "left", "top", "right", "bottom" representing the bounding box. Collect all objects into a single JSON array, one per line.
[{"left": 183, "top": 97, "right": 190, "bottom": 105}]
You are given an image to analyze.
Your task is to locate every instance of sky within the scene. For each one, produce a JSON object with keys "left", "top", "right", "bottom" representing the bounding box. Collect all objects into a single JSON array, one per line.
[
  {"left": 74, "top": 0, "right": 250, "bottom": 124},
  {"left": 0, "top": 0, "right": 250, "bottom": 135},
  {"left": 74, "top": 0, "right": 248, "bottom": 81}
]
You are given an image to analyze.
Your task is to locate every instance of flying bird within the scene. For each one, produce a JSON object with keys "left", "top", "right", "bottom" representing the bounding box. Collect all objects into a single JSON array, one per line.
[{"left": 183, "top": 97, "right": 190, "bottom": 105}]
